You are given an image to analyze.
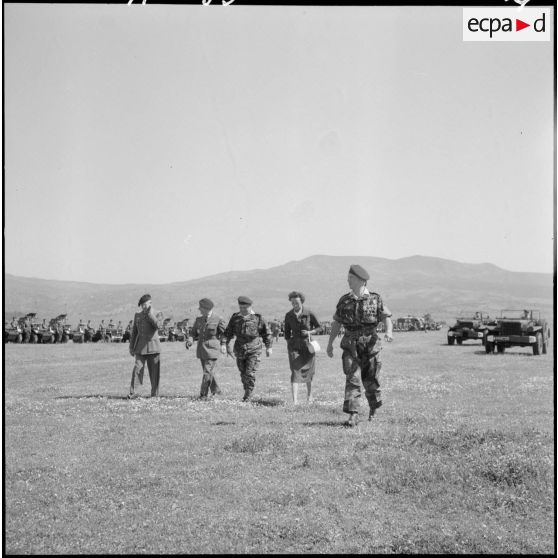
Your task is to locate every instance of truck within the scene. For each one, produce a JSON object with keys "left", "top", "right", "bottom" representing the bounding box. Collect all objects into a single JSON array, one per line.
[
  {"left": 484, "top": 309, "right": 550, "bottom": 355},
  {"left": 447, "top": 312, "right": 494, "bottom": 345}
]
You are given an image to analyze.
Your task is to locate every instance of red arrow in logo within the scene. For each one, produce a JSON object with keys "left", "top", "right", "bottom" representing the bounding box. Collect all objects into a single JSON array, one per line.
[{"left": 516, "top": 18, "right": 530, "bottom": 31}]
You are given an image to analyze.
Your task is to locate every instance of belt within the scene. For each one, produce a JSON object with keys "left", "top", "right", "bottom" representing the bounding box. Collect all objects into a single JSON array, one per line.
[{"left": 344, "top": 326, "right": 377, "bottom": 337}]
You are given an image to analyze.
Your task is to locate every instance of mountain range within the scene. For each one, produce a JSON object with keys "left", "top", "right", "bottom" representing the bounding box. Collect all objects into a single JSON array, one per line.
[{"left": 4, "top": 255, "right": 554, "bottom": 326}]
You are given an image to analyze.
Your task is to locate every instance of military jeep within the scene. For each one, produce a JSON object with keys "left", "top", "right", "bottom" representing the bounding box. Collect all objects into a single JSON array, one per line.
[
  {"left": 4, "top": 321, "right": 23, "bottom": 343},
  {"left": 485, "top": 309, "right": 550, "bottom": 355},
  {"left": 447, "top": 312, "right": 494, "bottom": 345}
]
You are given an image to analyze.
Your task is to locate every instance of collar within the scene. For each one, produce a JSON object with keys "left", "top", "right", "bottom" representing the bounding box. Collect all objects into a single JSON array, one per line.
[{"left": 349, "top": 287, "right": 370, "bottom": 299}]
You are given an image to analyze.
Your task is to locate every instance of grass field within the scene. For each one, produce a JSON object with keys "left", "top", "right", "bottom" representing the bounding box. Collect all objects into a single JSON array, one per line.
[{"left": 4, "top": 330, "right": 555, "bottom": 554}]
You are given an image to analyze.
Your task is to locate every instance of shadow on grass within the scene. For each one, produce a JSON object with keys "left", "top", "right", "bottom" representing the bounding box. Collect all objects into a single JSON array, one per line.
[
  {"left": 473, "top": 351, "right": 537, "bottom": 357},
  {"left": 301, "top": 420, "right": 347, "bottom": 428},
  {"left": 54, "top": 394, "right": 191, "bottom": 400},
  {"left": 250, "top": 398, "right": 285, "bottom": 407}
]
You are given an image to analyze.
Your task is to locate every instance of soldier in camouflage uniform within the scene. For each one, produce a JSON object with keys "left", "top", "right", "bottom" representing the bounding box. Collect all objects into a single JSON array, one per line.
[
  {"left": 327, "top": 264, "right": 393, "bottom": 427},
  {"left": 223, "top": 296, "right": 272, "bottom": 401}
]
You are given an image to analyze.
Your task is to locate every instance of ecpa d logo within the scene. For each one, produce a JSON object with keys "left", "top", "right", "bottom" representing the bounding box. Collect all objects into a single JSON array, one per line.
[{"left": 463, "top": 8, "right": 550, "bottom": 41}]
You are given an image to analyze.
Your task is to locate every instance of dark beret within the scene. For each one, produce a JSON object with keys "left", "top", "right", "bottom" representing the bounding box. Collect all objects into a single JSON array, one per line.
[
  {"left": 238, "top": 296, "right": 253, "bottom": 305},
  {"left": 349, "top": 264, "right": 370, "bottom": 281},
  {"left": 199, "top": 298, "right": 214, "bottom": 310},
  {"left": 138, "top": 294, "right": 152, "bottom": 306}
]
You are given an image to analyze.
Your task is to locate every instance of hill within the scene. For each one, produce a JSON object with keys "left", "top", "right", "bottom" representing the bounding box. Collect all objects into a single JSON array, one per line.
[{"left": 4, "top": 255, "right": 553, "bottom": 326}]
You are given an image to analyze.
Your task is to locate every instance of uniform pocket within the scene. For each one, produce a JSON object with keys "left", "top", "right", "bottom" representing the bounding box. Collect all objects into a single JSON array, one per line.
[
  {"left": 205, "top": 325, "right": 217, "bottom": 338},
  {"left": 242, "top": 319, "right": 259, "bottom": 337}
]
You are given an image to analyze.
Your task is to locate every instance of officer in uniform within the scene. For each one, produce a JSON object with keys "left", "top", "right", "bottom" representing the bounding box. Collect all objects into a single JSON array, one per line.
[
  {"left": 223, "top": 296, "right": 272, "bottom": 401},
  {"left": 326, "top": 264, "right": 393, "bottom": 427},
  {"left": 187, "top": 298, "right": 227, "bottom": 400},
  {"left": 128, "top": 294, "right": 163, "bottom": 398}
]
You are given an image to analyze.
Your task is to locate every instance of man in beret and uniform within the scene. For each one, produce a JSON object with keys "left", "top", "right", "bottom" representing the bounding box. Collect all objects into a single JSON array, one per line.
[
  {"left": 128, "top": 294, "right": 164, "bottom": 398},
  {"left": 327, "top": 264, "right": 393, "bottom": 427},
  {"left": 187, "top": 298, "right": 228, "bottom": 400},
  {"left": 223, "top": 296, "right": 272, "bottom": 401}
]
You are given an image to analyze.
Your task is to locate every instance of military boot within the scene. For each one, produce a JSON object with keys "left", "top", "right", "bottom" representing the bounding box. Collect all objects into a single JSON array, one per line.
[{"left": 369, "top": 401, "right": 383, "bottom": 421}]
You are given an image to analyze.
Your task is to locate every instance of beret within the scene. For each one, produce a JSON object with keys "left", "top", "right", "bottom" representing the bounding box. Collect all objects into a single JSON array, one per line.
[
  {"left": 199, "top": 298, "right": 214, "bottom": 310},
  {"left": 138, "top": 294, "right": 152, "bottom": 306},
  {"left": 237, "top": 295, "right": 253, "bottom": 305},
  {"left": 349, "top": 264, "right": 370, "bottom": 281}
]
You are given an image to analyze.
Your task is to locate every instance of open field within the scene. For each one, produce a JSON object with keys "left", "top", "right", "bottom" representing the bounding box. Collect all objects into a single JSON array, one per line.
[{"left": 4, "top": 330, "right": 555, "bottom": 554}]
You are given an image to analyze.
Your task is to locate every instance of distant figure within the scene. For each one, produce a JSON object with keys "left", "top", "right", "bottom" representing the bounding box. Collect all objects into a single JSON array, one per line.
[
  {"left": 85, "top": 320, "right": 95, "bottom": 342},
  {"left": 223, "top": 296, "right": 272, "bottom": 402},
  {"left": 270, "top": 320, "right": 281, "bottom": 343},
  {"left": 327, "top": 264, "right": 393, "bottom": 427},
  {"left": 522, "top": 309, "right": 531, "bottom": 319},
  {"left": 187, "top": 298, "right": 227, "bottom": 400},
  {"left": 284, "top": 291, "right": 321, "bottom": 405},
  {"left": 128, "top": 294, "right": 163, "bottom": 399}
]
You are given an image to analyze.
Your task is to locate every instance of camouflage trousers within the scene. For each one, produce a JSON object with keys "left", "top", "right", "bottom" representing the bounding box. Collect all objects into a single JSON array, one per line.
[
  {"left": 340, "top": 335, "right": 382, "bottom": 414},
  {"left": 235, "top": 347, "right": 261, "bottom": 396},
  {"left": 199, "top": 359, "right": 221, "bottom": 397}
]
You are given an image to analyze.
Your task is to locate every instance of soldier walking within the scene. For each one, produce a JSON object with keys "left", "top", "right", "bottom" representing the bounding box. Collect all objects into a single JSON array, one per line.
[
  {"left": 128, "top": 294, "right": 163, "bottom": 398},
  {"left": 326, "top": 265, "right": 393, "bottom": 427},
  {"left": 187, "top": 298, "right": 227, "bottom": 400},
  {"left": 223, "top": 296, "right": 272, "bottom": 401}
]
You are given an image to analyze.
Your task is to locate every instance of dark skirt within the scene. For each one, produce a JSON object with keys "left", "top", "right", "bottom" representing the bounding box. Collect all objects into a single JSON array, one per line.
[{"left": 287, "top": 337, "right": 316, "bottom": 383}]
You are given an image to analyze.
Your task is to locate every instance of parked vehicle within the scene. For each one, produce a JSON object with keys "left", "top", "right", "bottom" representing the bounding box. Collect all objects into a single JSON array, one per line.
[
  {"left": 485, "top": 309, "right": 550, "bottom": 355},
  {"left": 447, "top": 312, "right": 495, "bottom": 345}
]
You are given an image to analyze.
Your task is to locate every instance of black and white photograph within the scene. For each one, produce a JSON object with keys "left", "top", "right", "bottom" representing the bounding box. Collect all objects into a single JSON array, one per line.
[{"left": 3, "top": 0, "right": 555, "bottom": 554}]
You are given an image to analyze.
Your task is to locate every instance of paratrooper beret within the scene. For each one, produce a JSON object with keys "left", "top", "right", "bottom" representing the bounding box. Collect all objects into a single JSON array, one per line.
[
  {"left": 238, "top": 296, "right": 253, "bottom": 305},
  {"left": 138, "top": 294, "right": 152, "bottom": 306},
  {"left": 199, "top": 298, "right": 214, "bottom": 310},
  {"left": 349, "top": 264, "right": 370, "bottom": 281}
]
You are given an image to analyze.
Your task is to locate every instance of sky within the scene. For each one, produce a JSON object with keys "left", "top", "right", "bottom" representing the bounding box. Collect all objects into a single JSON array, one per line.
[{"left": 4, "top": 4, "right": 555, "bottom": 284}]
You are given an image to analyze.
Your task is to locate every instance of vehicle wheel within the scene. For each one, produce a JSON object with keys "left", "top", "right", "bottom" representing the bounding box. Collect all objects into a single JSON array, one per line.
[
  {"left": 447, "top": 337, "right": 455, "bottom": 345},
  {"left": 62, "top": 334, "right": 69, "bottom": 343},
  {"left": 496, "top": 343, "right": 505, "bottom": 353},
  {"left": 533, "top": 332, "right": 543, "bottom": 356},
  {"left": 456, "top": 338, "right": 463, "bottom": 345},
  {"left": 30, "top": 334, "right": 38, "bottom": 344},
  {"left": 485, "top": 341, "right": 494, "bottom": 354}
]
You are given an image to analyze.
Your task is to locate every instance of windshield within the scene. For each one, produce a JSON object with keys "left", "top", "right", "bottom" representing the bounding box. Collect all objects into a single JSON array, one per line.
[{"left": 500, "top": 310, "right": 537, "bottom": 320}]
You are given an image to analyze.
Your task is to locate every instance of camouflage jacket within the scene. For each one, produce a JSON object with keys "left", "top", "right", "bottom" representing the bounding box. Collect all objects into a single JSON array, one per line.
[
  {"left": 224, "top": 312, "right": 272, "bottom": 350},
  {"left": 333, "top": 289, "right": 391, "bottom": 330}
]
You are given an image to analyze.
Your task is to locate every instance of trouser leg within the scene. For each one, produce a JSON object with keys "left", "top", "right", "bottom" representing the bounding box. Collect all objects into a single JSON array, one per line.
[
  {"left": 130, "top": 355, "right": 146, "bottom": 395},
  {"left": 146, "top": 353, "right": 160, "bottom": 397},
  {"left": 342, "top": 349, "right": 362, "bottom": 414},
  {"left": 361, "top": 348, "right": 382, "bottom": 410},
  {"left": 236, "top": 357, "right": 247, "bottom": 392},
  {"left": 200, "top": 359, "right": 219, "bottom": 396},
  {"left": 242, "top": 352, "right": 260, "bottom": 395}
]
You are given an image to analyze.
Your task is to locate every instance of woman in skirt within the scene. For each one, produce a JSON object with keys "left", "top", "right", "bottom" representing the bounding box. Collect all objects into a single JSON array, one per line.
[{"left": 284, "top": 291, "right": 321, "bottom": 405}]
